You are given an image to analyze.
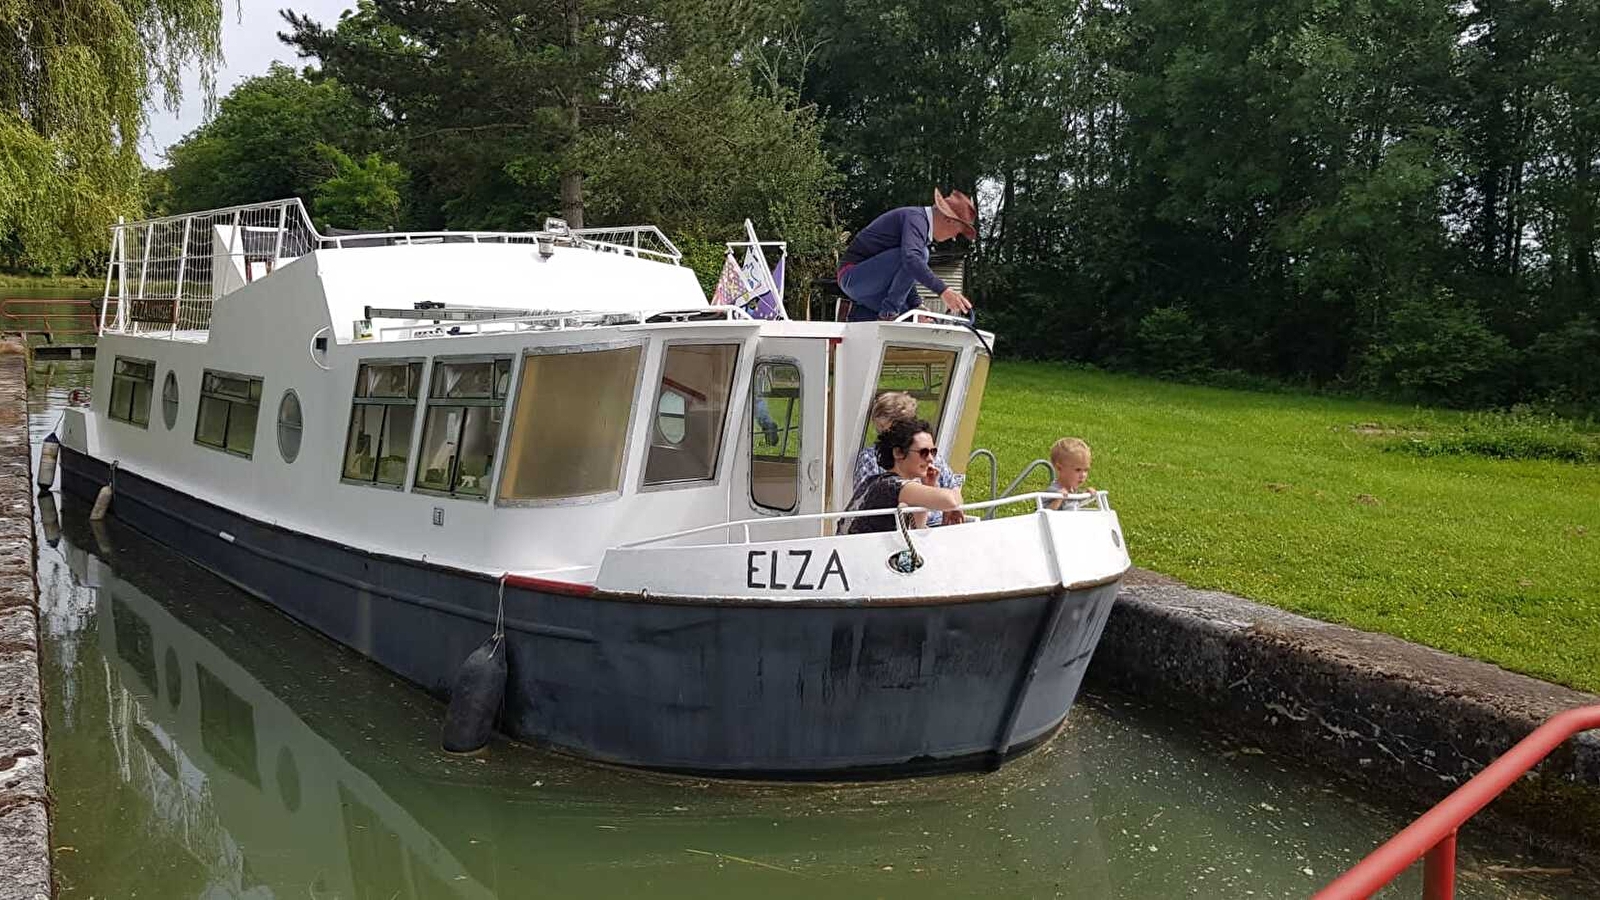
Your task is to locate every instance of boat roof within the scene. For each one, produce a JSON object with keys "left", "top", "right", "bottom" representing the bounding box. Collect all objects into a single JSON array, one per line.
[{"left": 98, "top": 198, "right": 706, "bottom": 338}]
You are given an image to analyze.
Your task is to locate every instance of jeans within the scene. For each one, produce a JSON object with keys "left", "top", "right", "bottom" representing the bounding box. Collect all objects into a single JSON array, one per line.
[{"left": 839, "top": 249, "right": 925, "bottom": 321}]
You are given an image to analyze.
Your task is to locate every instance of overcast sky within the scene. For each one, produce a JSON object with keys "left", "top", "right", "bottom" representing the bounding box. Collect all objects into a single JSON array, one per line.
[{"left": 142, "top": 1, "right": 357, "bottom": 166}]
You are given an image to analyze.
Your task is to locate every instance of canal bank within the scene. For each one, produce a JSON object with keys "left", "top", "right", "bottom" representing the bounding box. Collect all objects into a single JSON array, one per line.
[
  {"left": 1088, "top": 569, "right": 1600, "bottom": 851},
  {"left": 0, "top": 340, "right": 49, "bottom": 900}
]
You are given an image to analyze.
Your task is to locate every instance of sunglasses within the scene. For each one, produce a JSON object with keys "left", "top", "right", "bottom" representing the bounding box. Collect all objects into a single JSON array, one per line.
[{"left": 914, "top": 446, "right": 938, "bottom": 459}]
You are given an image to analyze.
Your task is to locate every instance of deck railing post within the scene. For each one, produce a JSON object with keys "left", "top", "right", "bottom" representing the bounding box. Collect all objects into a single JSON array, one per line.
[
  {"left": 1422, "top": 832, "right": 1457, "bottom": 900},
  {"left": 271, "top": 202, "right": 288, "bottom": 269},
  {"left": 171, "top": 216, "right": 192, "bottom": 335},
  {"left": 136, "top": 221, "right": 153, "bottom": 306},
  {"left": 100, "top": 223, "right": 120, "bottom": 334},
  {"left": 226, "top": 210, "right": 241, "bottom": 284}
]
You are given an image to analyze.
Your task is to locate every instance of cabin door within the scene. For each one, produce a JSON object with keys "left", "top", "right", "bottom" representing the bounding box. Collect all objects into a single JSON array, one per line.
[{"left": 741, "top": 337, "right": 829, "bottom": 539}]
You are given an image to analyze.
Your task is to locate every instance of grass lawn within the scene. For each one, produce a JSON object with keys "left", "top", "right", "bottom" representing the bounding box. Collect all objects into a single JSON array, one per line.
[
  {"left": 971, "top": 362, "right": 1600, "bottom": 694},
  {"left": 0, "top": 272, "right": 102, "bottom": 290}
]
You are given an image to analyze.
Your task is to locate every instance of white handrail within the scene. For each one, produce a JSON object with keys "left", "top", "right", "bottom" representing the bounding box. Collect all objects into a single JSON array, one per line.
[
  {"left": 892, "top": 310, "right": 978, "bottom": 327},
  {"left": 615, "top": 490, "right": 1106, "bottom": 550}
]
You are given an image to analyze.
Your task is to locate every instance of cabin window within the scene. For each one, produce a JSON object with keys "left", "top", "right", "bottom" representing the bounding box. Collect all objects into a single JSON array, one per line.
[
  {"left": 108, "top": 357, "right": 155, "bottom": 427},
  {"left": 277, "top": 390, "right": 303, "bottom": 464},
  {"left": 415, "top": 357, "right": 512, "bottom": 499},
  {"left": 644, "top": 343, "right": 739, "bottom": 486},
  {"left": 342, "top": 360, "right": 423, "bottom": 487},
  {"left": 864, "top": 346, "right": 958, "bottom": 448},
  {"left": 750, "top": 361, "right": 802, "bottom": 512},
  {"left": 161, "top": 371, "right": 179, "bottom": 429},
  {"left": 946, "top": 351, "right": 991, "bottom": 475},
  {"left": 194, "top": 370, "right": 263, "bottom": 457},
  {"left": 498, "top": 345, "right": 642, "bottom": 502}
]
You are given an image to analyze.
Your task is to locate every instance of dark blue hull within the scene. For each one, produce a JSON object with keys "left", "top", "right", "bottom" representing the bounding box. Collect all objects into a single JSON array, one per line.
[{"left": 61, "top": 446, "right": 1121, "bottom": 776}]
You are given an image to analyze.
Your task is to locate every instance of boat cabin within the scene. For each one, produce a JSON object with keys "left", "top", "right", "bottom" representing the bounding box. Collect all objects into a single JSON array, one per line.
[{"left": 77, "top": 199, "right": 994, "bottom": 580}]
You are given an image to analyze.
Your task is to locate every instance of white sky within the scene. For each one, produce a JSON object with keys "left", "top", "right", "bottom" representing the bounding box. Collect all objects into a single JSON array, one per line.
[{"left": 141, "top": 1, "right": 357, "bottom": 166}]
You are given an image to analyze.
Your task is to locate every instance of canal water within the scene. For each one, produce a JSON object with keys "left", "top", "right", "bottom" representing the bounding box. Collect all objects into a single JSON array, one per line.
[{"left": 27, "top": 364, "right": 1595, "bottom": 899}]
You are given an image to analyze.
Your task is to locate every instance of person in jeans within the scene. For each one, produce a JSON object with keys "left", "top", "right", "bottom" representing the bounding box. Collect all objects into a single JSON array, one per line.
[
  {"left": 840, "top": 419, "right": 964, "bottom": 535},
  {"left": 852, "top": 391, "right": 964, "bottom": 525},
  {"left": 838, "top": 188, "right": 977, "bottom": 322}
]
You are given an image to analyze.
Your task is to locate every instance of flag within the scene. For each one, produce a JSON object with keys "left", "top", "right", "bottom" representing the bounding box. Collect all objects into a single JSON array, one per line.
[
  {"left": 747, "top": 256, "right": 785, "bottom": 320},
  {"left": 710, "top": 252, "right": 750, "bottom": 308},
  {"left": 739, "top": 246, "right": 772, "bottom": 298}
]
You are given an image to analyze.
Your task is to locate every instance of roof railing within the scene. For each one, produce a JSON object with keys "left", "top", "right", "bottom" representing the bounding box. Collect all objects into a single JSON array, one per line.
[
  {"left": 615, "top": 490, "right": 1109, "bottom": 550},
  {"left": 368, "top": 305, "right": 754, "bottom": 342},
  {"left": 1314, "top": 704, "right": 1600, "bottom": 900},
  {"left": 100, "top": 199, "right": 684, "bottom": 336}
]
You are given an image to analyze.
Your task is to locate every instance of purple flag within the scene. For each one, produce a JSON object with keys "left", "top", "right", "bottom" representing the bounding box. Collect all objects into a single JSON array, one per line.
[{"left": 749, "top": 256, "right": 785, "bottom": 319}]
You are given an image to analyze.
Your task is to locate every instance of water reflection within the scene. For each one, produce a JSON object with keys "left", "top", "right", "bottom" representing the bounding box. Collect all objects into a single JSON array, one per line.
[{"left": 32, "top": 368, "right": 1595, "bottom": 900}]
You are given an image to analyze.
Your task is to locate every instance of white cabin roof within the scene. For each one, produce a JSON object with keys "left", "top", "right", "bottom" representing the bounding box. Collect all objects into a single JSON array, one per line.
[{"left": 315, "top": 242, "right": 708, "bottom": 343}]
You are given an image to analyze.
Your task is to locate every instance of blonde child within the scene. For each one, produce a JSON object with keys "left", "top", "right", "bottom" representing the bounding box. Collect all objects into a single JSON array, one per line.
[{"left": 1046, "top": 437, "right": 1092, "bottom": 511}]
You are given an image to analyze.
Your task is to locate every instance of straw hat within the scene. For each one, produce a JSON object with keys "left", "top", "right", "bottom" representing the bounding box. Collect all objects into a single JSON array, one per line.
[{"left": 933, "top": 188, "right": 978, "bottom": 240}]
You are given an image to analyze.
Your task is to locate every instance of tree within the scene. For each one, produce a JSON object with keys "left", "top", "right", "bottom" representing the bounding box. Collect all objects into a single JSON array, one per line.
[
  {"left": 311, "top": 145, "right": 407, "bottom": 232},
  {"left": 281, "top": 0, "right": 764, "bottom": 229},
  {"left": 279, "top": 0, "right": 838, "bottom": 300},
  {"left": 0, "top": 0, "right": 224, "bottom": 270},
  {"left": 163, "top": 64, "right": 373, "bottom": 212}
]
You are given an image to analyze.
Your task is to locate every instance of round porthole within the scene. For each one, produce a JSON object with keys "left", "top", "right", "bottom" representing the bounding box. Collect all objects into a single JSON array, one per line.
[
  {"left": 277, "top": 390, "right": 303, "bottom": 463},
  {"left": 656, "top": 389, "right": 687, "bottom": 444},
  {"left": 161, "top": 371, "right": 179, "bottom": 429}
]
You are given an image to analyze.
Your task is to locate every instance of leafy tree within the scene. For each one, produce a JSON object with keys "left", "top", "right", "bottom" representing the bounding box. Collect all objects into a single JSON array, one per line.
[
  {"left": 0, "top": 0, "right": 224, "bottom": 270},
  {"left": 311, "top": 145, "right": 407, "bottom": 232},
  {"left": 281, "top": 0, "right": 765, "bottom": 229},
  {"left": 280, "top": 0, "right": 837, "bottom": 305},
  {"left": 163, "top": 64, "right": 373, "bottom": 212}
]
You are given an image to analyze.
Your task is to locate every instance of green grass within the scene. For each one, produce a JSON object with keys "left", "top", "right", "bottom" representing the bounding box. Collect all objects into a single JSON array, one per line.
[
  {"left": 970, "top": 362, "right": 1600, "bottom": 693},
  {"left": 0, "top": 272, "right": 101, "bottom": 290}
]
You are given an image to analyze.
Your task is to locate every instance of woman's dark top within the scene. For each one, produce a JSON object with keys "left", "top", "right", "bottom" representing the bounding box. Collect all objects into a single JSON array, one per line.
[{"left": 840, "top": 472, "right": 910, "bottom": 535}]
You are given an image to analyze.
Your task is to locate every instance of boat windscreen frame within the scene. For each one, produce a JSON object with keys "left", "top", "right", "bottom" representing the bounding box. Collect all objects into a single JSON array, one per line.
[
  {"left": 493, "top": 336, "right": 650, "bottom": 509},
  {"left": 636, "top": 337, "right": 746, "bottom": 494},
  {"left": 852, "top": 339, "right": 967, "bottom": 471}
]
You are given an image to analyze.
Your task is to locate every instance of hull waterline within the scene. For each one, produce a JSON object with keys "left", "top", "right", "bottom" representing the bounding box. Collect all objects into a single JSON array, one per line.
[{"left": 62, "top": 446, "right": 1122, "bottom": 777}]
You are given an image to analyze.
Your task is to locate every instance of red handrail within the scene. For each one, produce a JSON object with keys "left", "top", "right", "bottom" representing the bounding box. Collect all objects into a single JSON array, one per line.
[{"left": 1315, "top": 704, "right": 1600, "bottom": 900}]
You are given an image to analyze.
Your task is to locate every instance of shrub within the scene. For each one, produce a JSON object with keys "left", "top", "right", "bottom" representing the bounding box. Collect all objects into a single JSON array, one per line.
[
  {"left": 1136, "top": 305, "right": 1211, "bottom": 378},
  {"left": 1358, "top": 290, "right": 1512, "bottom": 406}
]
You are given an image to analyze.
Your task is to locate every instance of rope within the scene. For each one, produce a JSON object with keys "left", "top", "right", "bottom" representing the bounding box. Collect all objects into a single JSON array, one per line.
[
  {"left": 490, "top": 574, "right": 507, "bottom": 654},
  {"left": 891, "top": 503, "right": 924, "bottom": 574}
]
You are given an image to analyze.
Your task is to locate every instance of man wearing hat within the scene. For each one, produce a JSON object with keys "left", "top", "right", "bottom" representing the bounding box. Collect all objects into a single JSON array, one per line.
[{"left": 837, "top": 188, "right": 978, "bottom": 322}]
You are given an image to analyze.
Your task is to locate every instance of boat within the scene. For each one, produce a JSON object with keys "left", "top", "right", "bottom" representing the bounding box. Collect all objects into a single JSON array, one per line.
[{"left": 52, "top": 198, "right": 1130, "bottom": 776}]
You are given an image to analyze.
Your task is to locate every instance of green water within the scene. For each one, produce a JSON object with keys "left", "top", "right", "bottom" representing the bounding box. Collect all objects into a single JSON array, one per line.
[{"left": 29, "top": 372, "right": 1595, "bottom": 899}]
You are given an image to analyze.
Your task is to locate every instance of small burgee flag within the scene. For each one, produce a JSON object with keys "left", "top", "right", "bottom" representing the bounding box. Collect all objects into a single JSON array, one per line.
[{"left": 710, "top": 252, "right": 750, "bottom": 308}]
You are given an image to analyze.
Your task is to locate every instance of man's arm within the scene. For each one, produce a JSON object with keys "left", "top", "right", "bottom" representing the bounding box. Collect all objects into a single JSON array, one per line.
[{"left": 898, "top": 211, "right": 948, "bottom": 296}]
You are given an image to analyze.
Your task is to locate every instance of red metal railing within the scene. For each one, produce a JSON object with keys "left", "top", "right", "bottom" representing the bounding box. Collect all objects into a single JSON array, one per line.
[
  {"left": 0, "top": 297, "right": 101, "bottom": 338},
  {"left": 1315, "top": 704, "right": 1600, "bottom": 900}
]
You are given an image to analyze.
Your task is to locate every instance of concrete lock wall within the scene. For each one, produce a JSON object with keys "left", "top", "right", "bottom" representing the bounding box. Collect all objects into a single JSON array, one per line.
[
  {"left": 0, "top": 340, "right": 49, "bottom": 900},
  {"left": 1087, "top": 569, "right": 1600, "bottom": 851}
]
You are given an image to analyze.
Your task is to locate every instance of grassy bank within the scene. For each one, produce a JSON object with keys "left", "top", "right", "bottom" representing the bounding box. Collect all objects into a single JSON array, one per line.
[
  {"left": 0, "top": 272, "right": 101, "bottom": 291},
  {"left": 972, "top": 362, "right": 1600, "bottom": 693}
]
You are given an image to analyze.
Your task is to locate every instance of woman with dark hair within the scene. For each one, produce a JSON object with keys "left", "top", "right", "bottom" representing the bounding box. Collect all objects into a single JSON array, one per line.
[{"left": 839, "top": 419, "right": 965, "bottom": 535}]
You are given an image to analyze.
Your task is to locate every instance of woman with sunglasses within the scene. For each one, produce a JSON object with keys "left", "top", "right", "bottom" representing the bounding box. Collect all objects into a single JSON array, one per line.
[{"left": 839, "top": 418, "right": 965, "bottom": 535}]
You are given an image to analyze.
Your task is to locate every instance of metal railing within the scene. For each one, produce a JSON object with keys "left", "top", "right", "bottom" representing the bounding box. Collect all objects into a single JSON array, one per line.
[
  {"left": 963, "top": 452, "right": 1063, "bottom": 521},
  {"left": 0, "top": 298, "right": 100, "bottom": 339},
  {"left": 101, "top": 199, "right": 684, "bottom": 337},
  {"left": 370, "top": 305, "right": 753, "bottom": 342},
  {"left": 616, "top": 490, "right": 1108, "bottom": 550},
  {"left": 1314, "top": 704, "right": 1600, "bottom": 900}
]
